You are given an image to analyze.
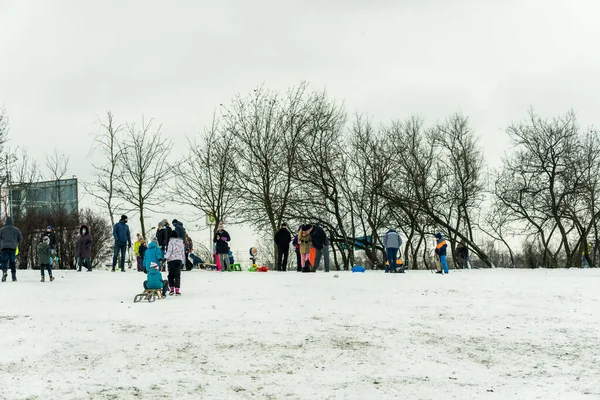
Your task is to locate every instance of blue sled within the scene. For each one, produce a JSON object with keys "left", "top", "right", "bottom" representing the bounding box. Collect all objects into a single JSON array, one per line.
[{"left": 352, "top": 266, "right": 365, "bottom": 273}]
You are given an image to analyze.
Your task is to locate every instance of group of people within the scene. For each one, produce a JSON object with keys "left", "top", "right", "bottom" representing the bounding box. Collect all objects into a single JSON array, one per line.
[
  {"left": 0, "top": 216, "right": 93, "bottom": 283},
  {"left": 113, "top": 215, "right": 195, "bottom": 296},
  {"left": 273, "top": 222, "right": 468, "bottom": 274},
  {"left": 274, "top": 222, "right": 331, "bottom": 272}
]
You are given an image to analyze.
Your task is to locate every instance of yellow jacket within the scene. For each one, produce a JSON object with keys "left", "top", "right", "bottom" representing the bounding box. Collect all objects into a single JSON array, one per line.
[{"left": 134, "top": 240, "right": 143, "bottom": 257}]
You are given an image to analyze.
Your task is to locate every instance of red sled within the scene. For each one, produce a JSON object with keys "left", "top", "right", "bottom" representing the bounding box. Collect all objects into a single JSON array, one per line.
[{"left": 256, "top": 266, "right": 269, "bottom": 272}]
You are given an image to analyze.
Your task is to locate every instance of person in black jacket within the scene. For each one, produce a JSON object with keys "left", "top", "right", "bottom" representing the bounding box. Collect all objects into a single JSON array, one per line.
[
  {"left": 172, "top": 219, "right": 186, "bottom": 244},
  {"left": 274, "top": 222, "right": 292, "bottom": 272},
  {"left": 455, "top": 239, "right": 469, "bottom": 269},
  {"left": 156, "top": 221, "right": 170, "bottom": 252},
  {"left": 309, "top": 224, "right": 330, "bottom": 272},
  {"left": 214, "top": 228, "right": 231, "bottom": 271}
]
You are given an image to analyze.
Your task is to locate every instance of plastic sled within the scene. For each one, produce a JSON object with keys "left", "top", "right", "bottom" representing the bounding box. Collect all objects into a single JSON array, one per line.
[
  {"left": 134, "top": 289, "right": 163, "bottom": 303},
  {"left": 352, "top": 266, "right": 365, "bottom": 273}
]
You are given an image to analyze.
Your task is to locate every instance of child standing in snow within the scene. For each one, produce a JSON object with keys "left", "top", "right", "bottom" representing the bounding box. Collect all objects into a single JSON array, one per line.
[
  {"left": 434, "top": 233, "right": 449, "bottom": 274},
  {"left": 134, "top": 233, "right": 145, "bottom": 272},
  {"left": 298, "top": 225, "right": 312, "bottom": 269},
  {"left": 165, "top": 231, "right": 185, "bottom": 295},
  {"left": 37, "top": 236, "right": 54, "bottom": 282}
]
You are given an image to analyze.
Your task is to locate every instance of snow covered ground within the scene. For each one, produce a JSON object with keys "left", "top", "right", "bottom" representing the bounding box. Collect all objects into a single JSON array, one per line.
[{"left": 0, "top": 268, "right": 599, "bottom": 400}]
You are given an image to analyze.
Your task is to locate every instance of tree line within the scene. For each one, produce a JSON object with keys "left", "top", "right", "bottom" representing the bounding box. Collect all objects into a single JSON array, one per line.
[{"left": 2, "top": 82, "right": 599, "bottom": 270}]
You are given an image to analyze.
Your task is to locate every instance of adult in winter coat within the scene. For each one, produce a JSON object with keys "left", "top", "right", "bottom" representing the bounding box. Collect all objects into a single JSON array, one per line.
[
  {"left": 309, "top": 224, "right": 330, "bottom": 272},
  {"left": 434, "top": 233, "right": 449, "bottom": 274},
  {"left": 37, "top": 236, "right": 54, "bottom": 282},
  {"left": 112, "top": 214, "right": 131, "bottom": 272},
  {"left": 215, "top": 223, "right": 231, "bottom": 243},
  {"left": 0, "top": 216, "right": 23, "bottom": 282},
  {"left": 144, "top": 261, "right": 168, "bottom": 297},
  {"left": 41, "top": 226, "right": 56, "bottom": 267},
  {"left": 274, "top": 222, "right": 292, "bottom": 271},
  {"left": 383, "top": 229, "right": 403, "bottom": 273},
  {"left": 455, "top": 239, "right": 469, "bottom": 269},
  {"left": 298, "top": 225, "right": 312, "bottom": 270},
  {"left": 172, "top": 219, "right": 186, "bottom": 243},
  {"left": 75, "top": 225, "right": 93, "bottom": 272},
  {"left": 214, "top": 231, "right": 231, "bottom": 271},
  {"left": 156, "top": 221, "right": 171, "bottom": 253},
  {"left": 165, "top": 230, "right": 185, "bottom": 295},
  {"left": 143, "top": 239, "right": 164, "bottom": 273}
]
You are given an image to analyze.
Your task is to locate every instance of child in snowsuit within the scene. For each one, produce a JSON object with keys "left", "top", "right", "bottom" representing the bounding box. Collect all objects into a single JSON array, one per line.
[
  {"left": 144, "top": 261, "right": 168, "bottom": 296},
  {"left": 143, "top": 238, "right": 163, "bottom": 274},
  {"left": 165, "top": 230, "right": 185, "bottom": 295},
  {"left": 434, "top": 233, "right": 449, "bottom": 274},
  {"left": 298, "top": 225, "right": 312, "bottom": 269},
  {"left": 134, "top": 233, "right": 145, "bottom": 272},
  {"left": 37, "top": 236, "right": 54, "bottom": 282}
]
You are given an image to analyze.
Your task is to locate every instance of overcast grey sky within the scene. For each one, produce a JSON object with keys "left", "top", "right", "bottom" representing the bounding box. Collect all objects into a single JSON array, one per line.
[{"left": 1, "top": 0, "right": 599, "bottom": 253}]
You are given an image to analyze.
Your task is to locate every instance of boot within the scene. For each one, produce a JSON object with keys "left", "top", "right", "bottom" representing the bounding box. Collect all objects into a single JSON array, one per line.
[
  {"left": 111, "top": 268, "right": 115, "bottom": 272},
  {"left": 78, "top": 268, "right": 82, "bottom": 272},
  {"left": 169, "top": 287, "right": 175, "bottom": 296},
  {"left": 1, "top": 272, "right": 6, "bottom": 282},
  {"left": 40, "top": 277, "right": 45, "bottom": 282},
  {"left": 50, "top": 276, "right": 55, "bottom": 282},
  {"left": 175, "top": 288, "right": 181, "bottom": 296},
  {"left": 12, "top": 275, "right": 17, "bottom": 282}
]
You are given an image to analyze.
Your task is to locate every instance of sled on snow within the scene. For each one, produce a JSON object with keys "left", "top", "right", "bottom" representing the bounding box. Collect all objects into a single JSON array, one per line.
[{"left": 134, "top": 289, "right": 164, "bottom": 303}]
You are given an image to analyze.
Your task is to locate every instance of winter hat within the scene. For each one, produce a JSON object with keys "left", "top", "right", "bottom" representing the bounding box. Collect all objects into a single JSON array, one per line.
[
  {"left": 281, "top": 222, "right": 288, "bottom": 227},
  {"left": 162, "top": 218, "right": 169, "bottom": 225},
  {"left": 121, "top": 215, "right": 128, "bottom": 221},
  {"left": 151, "top": 237, "right": 159, "bottom": 244},
  {"left": 435, "top": 233, "right": 442, "bottom": 240},
  {"left": 158, "top": 221, "right": 164, "bottom": 228},
  {"left": 150, "top": 262, "right": 159, "bottom": 270},
  {"left": 136, "top": 233, "right": 142, "bottom": 238},
  {"left": 46, "top": 225, "right": 52, "bottom": 230},
  {"left": 172, "top": 219, "right": 179, "bottom": 225},
  {"left": 170, "top": 230, "right": 179, "bottom": 239}
]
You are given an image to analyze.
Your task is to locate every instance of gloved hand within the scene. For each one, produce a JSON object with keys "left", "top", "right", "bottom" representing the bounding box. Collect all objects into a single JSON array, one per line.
[{"left": 221, "top": 237, "right": 227, "bottom": 241}]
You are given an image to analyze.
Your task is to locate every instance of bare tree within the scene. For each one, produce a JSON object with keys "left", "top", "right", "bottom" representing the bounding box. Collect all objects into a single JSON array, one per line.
[
  {"left": 223, "top": 83, "right": 313, "bottom": 258},
  {"left": 84, "top": 111, "right": 125, "bottom": 226},
  {"left": 173, "top": 115, "right": 238, "bottom": 233},
  {"left": 348, "top": 114, "right": 395, "bottom": 268},
  {"left": 116, "top": 117, "right": 173, "bottom": 240},
  {"left": 494, "top": 111, "right": 589, "bottom": 268},
  {"left": 287, "top": 93, "right": 354, "bottom": 269},
  {"left": 383, "top": 115, "right": 494, "bottom": 268}
]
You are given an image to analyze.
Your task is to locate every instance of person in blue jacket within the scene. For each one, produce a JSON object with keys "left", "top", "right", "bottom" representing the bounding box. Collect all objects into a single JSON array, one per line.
[
  {"left": 143, "top": 238, "right": 164, "bottom": 274},
  {"left": 112, "top": 215, "right": 131, "bottom": 272},
  {"left": 434, "top": 232, "right": 449, "bottom": 274},
  {"left": 143, "top": 261, "right": 168, "bottom": 296}
]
